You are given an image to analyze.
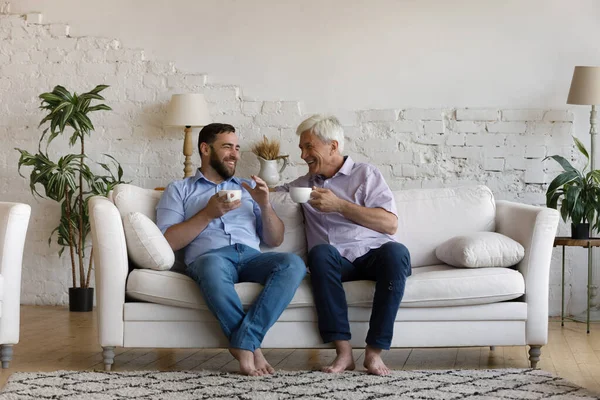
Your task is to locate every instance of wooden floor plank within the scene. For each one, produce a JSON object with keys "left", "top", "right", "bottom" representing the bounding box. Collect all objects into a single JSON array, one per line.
[
  {"left": 454, "top": 347, "right": 481, "bottom": 369},
  {"left": 265, "top": 349, "right": 296, "bottom": 368},
  {"left": 404, "top": 348, "right": 457, "bottom": 370},
  {"left": 480, "top": 346, "right": 505, "bottom": 369},
  {"left": 503, "top": 346, "right": 530, "bottom": 369}
]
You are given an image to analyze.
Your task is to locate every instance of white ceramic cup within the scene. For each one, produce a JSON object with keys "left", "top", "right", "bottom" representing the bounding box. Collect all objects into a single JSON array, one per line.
[
  {"left": 218, "top": 189, "right": 242, "bottom": 203},
  {"left": 290, "top": 187, "right": 313, "bottom": 203}
]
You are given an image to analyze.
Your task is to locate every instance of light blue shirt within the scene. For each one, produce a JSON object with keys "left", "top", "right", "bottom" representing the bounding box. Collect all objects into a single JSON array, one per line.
[{"left": 156, "top": 169, "right": 263, "bottom": 266}]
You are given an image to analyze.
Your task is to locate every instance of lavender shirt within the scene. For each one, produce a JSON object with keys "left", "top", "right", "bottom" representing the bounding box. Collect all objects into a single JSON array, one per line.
[{"left": 278, "top": 157, "right": 397, "bottom": 262}]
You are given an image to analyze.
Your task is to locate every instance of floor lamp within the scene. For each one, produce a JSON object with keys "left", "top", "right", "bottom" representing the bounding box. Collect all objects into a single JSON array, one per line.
[
  {"left": 164, "top": 94, "right": 211, "bottom": 178},
  {"left": 566, "top": 66, "right": 600, "bottom": 323},
  {"left": 567, "top": 66, "right": 600, "bottom": 171}
]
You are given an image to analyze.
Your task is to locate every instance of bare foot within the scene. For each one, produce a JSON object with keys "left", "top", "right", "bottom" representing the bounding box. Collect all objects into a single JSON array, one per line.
[
  {"left": 364, "top": 345, "right": 390, "bottom": 376},
  {"left": 229, "top": 348, "right": 263, "bottom": 376},
  {"left": 322, "top": 340, "right": 355, "bottom": 373},
  {"left": 254, "top": 349, "right": 275, "bottom": 375}
]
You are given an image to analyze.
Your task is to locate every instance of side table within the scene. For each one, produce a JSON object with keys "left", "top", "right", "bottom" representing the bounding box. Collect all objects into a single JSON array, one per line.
[{"left": 554, "top": 237, "right": 600, "bottom": 333}]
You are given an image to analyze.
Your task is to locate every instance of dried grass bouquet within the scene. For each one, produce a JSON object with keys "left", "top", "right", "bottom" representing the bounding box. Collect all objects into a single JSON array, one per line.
[{"left": 251, "top": 136, "right": 288, "bottom": 160}]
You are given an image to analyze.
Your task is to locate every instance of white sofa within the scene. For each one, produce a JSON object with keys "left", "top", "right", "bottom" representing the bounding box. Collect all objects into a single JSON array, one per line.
[
  {"left": 0, "top": 202, "right": 31, "bottom": 368},
  {"left": 89, "top": 184, "right": 559, "bottom": 371}
]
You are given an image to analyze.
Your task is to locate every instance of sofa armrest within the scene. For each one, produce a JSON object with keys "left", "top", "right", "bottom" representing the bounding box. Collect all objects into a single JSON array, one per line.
[
  {"left": 0, "top": 203, "right": 31, "bottom": 344},
  {"left": 495, "top": 200, "right": 559, "bottom": 345},
  {"left": 89, "top": 196, "right": 128, "bottom": 347}
]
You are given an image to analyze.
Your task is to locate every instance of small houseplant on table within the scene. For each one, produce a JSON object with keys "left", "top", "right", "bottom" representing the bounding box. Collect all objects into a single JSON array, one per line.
[
  {"left": 16, "top": 85, "right": 126, "bottom": 311},
  {"left": 251, "top": 135, "right": 289, "bottom": 187},
  {"left": 545, "top": 136, "right": 600, "bottom": 239}
]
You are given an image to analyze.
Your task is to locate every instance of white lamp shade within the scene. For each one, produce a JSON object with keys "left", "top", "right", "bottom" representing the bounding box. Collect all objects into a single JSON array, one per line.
[
  {"left": 567, "top": 66, "right": 600, "bottom": 105},
  {"left": 164, "top": 94, "right": 211, "bottom": 127}
]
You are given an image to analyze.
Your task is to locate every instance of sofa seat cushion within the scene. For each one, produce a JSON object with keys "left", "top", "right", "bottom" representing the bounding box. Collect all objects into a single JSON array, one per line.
[
  {"left": 350, "top": 265, "right": 524, "bottom": 307},
  {"left": 126, "top": 264, "right": 524, "bottom": 310},
  {"left": 126, "top": 270, "right": 315, "bottom": 310}
]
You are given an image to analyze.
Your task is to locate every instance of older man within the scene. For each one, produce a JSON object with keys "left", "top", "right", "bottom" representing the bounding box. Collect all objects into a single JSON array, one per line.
[
  {"left": 157, "top": 123, "right": 306, "bottom": 376},
  {"left": 278, "top": 115, "right": 411, "bottom": 375}
]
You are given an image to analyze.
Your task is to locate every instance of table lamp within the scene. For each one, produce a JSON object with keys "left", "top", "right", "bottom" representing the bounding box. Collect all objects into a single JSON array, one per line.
[
  {"left": 164, "top": 94, "right": 211, "bottom": 178},
  {"left": 567, "top": 66, "right": 600, "bottom": 171}
]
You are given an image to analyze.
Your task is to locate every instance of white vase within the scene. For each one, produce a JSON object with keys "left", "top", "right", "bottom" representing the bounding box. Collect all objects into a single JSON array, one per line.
[{"left": 257, "top": 156, "right": 288, "bottom": 187}]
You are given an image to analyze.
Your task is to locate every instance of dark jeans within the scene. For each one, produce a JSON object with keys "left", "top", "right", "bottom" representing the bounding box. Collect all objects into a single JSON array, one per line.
[{"left": 308, "top": 241, "right": 411, "bottom": 350}]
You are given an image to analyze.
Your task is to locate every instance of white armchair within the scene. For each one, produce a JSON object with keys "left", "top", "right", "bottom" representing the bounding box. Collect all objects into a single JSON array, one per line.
[{"left": 0, "top": 202, "right": 31, "bottom": 368}]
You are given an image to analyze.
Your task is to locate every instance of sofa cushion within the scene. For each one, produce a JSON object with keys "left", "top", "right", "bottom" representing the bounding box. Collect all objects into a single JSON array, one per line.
[
  {"left": 259, "top": 192, "right": 307, "bottom": 260},
  {"left": 123, "top": 212, "right": 175, "bottom": 271},
  {"left": 435, "top": 232, "right": 525, "bottom": 268},
  {"left": 112, "top": 184, "right": 162, "bottom": 221},
  {"left": 394, "top": 186, "right": 496, "bottom": 268},
  {"left": 126, "top": 270, "right": 315, "bottom": 309},
  {"left": 126, "top": 264, "right": 524, "bottom": 310}
]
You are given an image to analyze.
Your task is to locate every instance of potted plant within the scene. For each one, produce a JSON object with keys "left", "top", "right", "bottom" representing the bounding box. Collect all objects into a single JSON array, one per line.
[
  {"left": 250, "top": 135, "right": 289, "bottom": 187},
  {"left": 15, "top": 85, "right": 126, "bottom": 311},
  {"left": 545, "top": 136, "right": 600, "bottom": 239}
]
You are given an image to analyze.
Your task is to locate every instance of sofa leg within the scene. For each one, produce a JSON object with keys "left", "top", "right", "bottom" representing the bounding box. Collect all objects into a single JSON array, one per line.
[
  {"left": 528, "top": 345, "right": 541, "bottom": 369},
  {"left": 490, "top": 346, "right": 496, "bottom": 351},
  {"left": 1, "top": 345, "right": 13, "bottom": 368},
  {"left": 102, "top": 346, "right": 115, "bottom": 371}
]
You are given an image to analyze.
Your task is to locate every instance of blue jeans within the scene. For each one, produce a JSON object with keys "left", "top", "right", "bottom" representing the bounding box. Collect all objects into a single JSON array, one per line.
[
  {"left": 308, "top": 241, "right": 411, "bottom": 350},
  {"left": 186, "top": 244, "right": 306, "bottom": 352}
]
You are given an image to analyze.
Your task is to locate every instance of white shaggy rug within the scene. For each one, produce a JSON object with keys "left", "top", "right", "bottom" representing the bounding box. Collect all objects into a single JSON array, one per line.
[{"left": 0, "top": 369, "right": 598, "bottom": 399}]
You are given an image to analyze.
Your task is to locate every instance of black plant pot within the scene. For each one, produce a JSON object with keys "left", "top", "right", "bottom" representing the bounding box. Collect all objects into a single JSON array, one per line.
[
  {"left": 571, "top": 223, "right": 590, "bottom": 240},
  {"left": 69, "top": 287, "right": 94, "bottom": 312}
]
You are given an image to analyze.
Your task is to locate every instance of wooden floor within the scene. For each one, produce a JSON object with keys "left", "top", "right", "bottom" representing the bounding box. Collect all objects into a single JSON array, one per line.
[{"left": 1, "top": 306, "right": 599, "bottom": 394}]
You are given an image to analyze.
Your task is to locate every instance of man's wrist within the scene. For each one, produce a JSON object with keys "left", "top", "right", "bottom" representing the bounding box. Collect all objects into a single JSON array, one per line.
[
  {"left": 196, "top": 207, "right": 216, "bottom": 222},
  {"left": 259, "top": 201, "right": 273, "bottom": 212},
  {"left": 337, "top": 199, "right": 349, "bottom": 214}
]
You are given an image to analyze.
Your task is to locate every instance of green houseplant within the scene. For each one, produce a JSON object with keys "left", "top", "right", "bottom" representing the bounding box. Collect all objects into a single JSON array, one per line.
[
  {"left": 16, "top": 85, "right": 126, "bottom": 311},
  {"left": 545, "top": 136, "right": 600, "bottom": 239}
]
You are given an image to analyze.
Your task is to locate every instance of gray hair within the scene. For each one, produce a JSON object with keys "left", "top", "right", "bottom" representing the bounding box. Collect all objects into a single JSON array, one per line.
[{"left": 296, "top": 114, "right": 344, "bottom": 154}]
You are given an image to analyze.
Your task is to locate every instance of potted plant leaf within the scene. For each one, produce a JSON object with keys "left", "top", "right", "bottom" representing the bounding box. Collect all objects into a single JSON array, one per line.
[
  {"left": 545, "top": 136, "right": 600, "bottom": 239},
  {"left": 15, "top": 85, "right": 126, "bottom": 311}
]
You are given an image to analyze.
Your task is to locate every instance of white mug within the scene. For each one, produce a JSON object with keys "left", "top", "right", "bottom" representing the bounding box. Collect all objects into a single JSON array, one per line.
[
  {"left": 290, "top": 187, "right": 313, "bottom": 203},
  {"left": 218, "top": 189, "right": 242, "bottom": 203}
]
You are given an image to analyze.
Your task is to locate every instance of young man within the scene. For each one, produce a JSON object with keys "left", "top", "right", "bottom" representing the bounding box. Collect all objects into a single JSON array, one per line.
[
  {"left": 156, "top": 123, "right": 306, "bottom": 376},
  {"left": 278, "top": 115, "right": 411, "bottom": 376}
]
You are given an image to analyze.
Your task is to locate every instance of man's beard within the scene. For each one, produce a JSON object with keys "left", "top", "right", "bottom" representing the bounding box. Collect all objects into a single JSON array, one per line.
[{"left": 209, "top": 150, "right": 236, "bottom": 180}]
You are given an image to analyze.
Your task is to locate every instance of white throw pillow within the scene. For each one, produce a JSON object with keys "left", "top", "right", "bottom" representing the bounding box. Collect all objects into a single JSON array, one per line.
[
  {"left": 122, "top": 212, "right": 175, "bottom": 271},
  {"left": 435, "top": 232, "right": 525, "bottom": 268}
]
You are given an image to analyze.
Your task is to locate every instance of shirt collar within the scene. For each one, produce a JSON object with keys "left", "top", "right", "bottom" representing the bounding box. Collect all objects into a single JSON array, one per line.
[
  {"left": 310, "top": 156, "right": 354, "bottom": 185},
  {"left": 337, "top": 156, "right": 354, "bottom": 176},
  {"left": 190, "top": 168, "right": 242, "bottom": 185}
]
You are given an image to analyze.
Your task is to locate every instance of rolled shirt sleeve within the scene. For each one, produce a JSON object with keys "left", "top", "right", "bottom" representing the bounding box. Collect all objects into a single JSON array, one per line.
[
  {"left": 156, "top": 182, "right": 186, "bottom": 234},
  {"left": 358, "top": 168, "right": 398, "bottom": 218}
]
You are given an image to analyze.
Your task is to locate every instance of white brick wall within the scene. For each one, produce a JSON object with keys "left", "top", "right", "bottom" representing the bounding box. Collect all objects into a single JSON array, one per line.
[{"left": 0, "top": 13, "right": 586, "bottom": 315}]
